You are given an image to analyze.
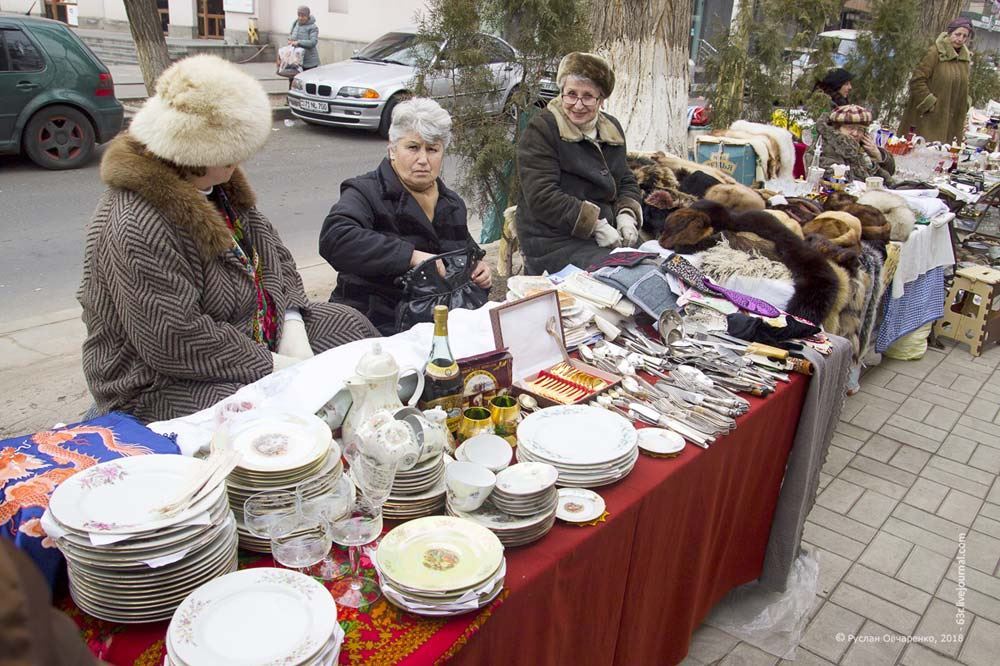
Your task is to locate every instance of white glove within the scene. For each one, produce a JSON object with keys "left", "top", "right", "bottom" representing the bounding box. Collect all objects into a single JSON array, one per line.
[
  {"left": 271, "top": 352, "right": 301, "bottom": 373},
  {"left": 593, "top": 218, "right": 622, "bottom": 249},
  {"left": 616, "top": 213, "right": 639, "bottom": 247},
  {"left": 277, "top": 318, "right": 313, "bottom": 360}
]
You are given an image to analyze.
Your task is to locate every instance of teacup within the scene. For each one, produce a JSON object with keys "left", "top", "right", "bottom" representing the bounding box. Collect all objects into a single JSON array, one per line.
[
  {"left": 457, "top": 433, "right": 512, "bottom": 473},
  {"left": 445, "top": 461, "right": 496, "bottom": 512},
  {"left": 488, "top": 395, "right": 519, "bottom": 443}
]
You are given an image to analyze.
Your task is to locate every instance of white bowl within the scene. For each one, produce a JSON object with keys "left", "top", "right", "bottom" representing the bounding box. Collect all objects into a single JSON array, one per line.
[{"left": 457, "top": 434, "right": 512, "bottom": 473}]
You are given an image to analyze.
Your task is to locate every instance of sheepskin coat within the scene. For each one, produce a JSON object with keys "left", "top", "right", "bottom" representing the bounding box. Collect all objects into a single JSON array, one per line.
[
  {"left": 78, "top": 135, "right": 378, "bottom": 423},
  {"left": 289, "top": 16, "right": 320, "bottom": 68},
  {"left": 516, "top": 99, "right": 642, "bottom": 274},
  {"left": 897, "top": 32, "right": 971, "bottom": 144}
]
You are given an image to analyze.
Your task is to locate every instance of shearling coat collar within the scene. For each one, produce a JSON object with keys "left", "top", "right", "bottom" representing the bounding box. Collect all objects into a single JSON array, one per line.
[
  {"left": 935, "top": 32, "right": 971, "bottom": 62},
  {"left": 99, "top": 134, "right": 257, "bottom": 261},
  {"left": 545, "top": 97, "right": 625, "bottom": 145}
]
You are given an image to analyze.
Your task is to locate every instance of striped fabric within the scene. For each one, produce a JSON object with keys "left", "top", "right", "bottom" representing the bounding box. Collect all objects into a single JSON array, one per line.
[{"left": 78, "top": 136, "right": 378, "bottom": 423}]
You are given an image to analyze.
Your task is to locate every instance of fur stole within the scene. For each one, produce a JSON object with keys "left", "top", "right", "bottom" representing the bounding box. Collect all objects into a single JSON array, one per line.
[
  {"left": 731, "top": 120, "right": 796, "bottom": 181},
  {"left": 802, "top": 211, "right": 862, "bottom": 248},
  {"left": 857, "top": 190, "right": 915, "bottom": 242},
  {"left": 824, "top": 192, "right": 892, "bottom": 241}
]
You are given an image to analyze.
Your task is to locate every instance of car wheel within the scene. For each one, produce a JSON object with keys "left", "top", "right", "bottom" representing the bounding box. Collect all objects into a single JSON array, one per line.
[
  {"left": 503, "top": 86, "right": 521, "bottom": 124},
  {"left": 378, "top": 94, "right": 408, "bottom": 138},
  {"left": 23, "top": 105, "right": 96, "bottom": 170}
]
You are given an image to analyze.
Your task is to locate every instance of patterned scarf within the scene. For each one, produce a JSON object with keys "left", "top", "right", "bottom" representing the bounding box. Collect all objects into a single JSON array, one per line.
[{"left": 214, "top": 187, "right": 278, "bottom": 350}]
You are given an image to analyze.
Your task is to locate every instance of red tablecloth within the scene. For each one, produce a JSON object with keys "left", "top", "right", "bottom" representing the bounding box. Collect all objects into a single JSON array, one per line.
[
  {"left": 65, "top": 373, "right": 808, "bottom": 665},
  {"left": 452, "top": 373, "right": 809, "bottom": 666}
]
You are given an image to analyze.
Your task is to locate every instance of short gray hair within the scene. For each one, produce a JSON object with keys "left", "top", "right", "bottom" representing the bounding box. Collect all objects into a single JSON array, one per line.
[
  {"left": 558, "top": 73, "right": 600, "bottom": 95},
  {"left": 388, "top": 97, "right": 452, "bottom": 149}
]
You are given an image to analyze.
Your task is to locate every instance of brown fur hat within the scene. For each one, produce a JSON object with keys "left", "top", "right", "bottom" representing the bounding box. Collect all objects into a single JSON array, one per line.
[
  {"left": 703, "top": 183, "right": 766, "bottom": 213},
  {"left": 765, "top": 209, "right": 804, "bottom": 239},
  {"left": 823, "top": 191, "right": 857, "bottom": 210},
  {"left": 802, "top": 210, "right": 862, "bottom": 248},
  {"left": 557, "top": 52, "right": 615, "bottom": 97},
  {"left": 659, "top": 207, "right": 715, "bottom": 250}
]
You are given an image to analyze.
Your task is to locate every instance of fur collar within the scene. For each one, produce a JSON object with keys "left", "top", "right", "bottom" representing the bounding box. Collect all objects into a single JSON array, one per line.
[
  {"left": 100, "top": 134, "right": 256, "bottom": 260},
  {"left": 545, "top": 97, "right": 624, "bottom": 145},
  {"left": 935, "top": 32, "right": 971, "bottom": 62}
]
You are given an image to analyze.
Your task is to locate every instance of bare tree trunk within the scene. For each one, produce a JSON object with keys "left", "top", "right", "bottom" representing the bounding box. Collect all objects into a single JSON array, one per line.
[
  {"left": 122, "top": 0, "right": 172, "bottom": 94},
  {"left": 918, "top": 0, "right": 965, "bottom": 46},
  {"left": 589, "top": 0, "right": 692, "bottom": 156}
]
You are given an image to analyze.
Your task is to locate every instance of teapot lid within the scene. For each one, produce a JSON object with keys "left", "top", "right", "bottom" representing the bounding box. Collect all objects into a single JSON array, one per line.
[{"left": 354, "top": 342, "right": 399, "bottom": 379}]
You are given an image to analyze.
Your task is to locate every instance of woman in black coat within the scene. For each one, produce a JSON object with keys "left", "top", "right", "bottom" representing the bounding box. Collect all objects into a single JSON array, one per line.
[
  {"left": 515, "top": 52, "right": 643, "bottom": 275},
  {"left": 319, "top": 97, "right": 490, "bottom": 335}
]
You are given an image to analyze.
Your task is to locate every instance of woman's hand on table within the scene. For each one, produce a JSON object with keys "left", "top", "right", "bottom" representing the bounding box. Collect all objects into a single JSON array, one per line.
[
  {"left": 472, "top": 260, "right": 492, "bottom": 289},
  {"left": 593, "top": 218, "right": 623, "bottom": 249},
  {"left": 615, "top": 213, "right": 640, "bottom": 247},
  {"left": 410, "top": 250, "right": 446, "bottom": 277}
]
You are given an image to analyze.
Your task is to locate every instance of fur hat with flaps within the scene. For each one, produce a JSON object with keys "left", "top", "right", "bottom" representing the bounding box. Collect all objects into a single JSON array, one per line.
[
  {"left": 557, "top": 52, "right": 615, "bottom": 97},
  {"left": 129, "top": 55, "right": 272, "bottom": 167}
]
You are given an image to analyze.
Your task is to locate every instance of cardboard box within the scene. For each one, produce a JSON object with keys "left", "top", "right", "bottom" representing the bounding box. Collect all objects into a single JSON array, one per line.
[{"left": 489, "top": 290, "right": 620, "bottom": 407}]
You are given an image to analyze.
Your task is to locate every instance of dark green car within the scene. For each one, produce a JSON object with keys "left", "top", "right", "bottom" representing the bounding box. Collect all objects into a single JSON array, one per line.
[{"left": 0, "top": 13, "right": 123, "bottom": 169}]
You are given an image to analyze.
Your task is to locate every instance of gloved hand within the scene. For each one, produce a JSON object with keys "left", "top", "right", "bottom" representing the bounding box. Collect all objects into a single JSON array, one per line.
[
  {"left": 616, "top": 213, "right": 639, "bottom": 247},
  {"left": 271, "top": 352, "right": 301, "bottom": 373},
  {"left": 593, "top": 218, "right": 622, "bottom": 249},
  {"left": 277, "top": 318, "right": 313, "bottom": 360}
]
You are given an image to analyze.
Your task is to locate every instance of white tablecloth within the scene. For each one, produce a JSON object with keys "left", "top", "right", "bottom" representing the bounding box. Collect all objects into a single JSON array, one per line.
[{"left": 890, "top": 215, "right": 955, "bottom": 299}]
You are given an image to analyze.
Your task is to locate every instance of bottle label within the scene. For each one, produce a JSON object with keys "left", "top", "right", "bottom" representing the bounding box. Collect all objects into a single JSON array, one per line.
[{"left": 426, "top": 361, "right": 459, "bottom": 380}]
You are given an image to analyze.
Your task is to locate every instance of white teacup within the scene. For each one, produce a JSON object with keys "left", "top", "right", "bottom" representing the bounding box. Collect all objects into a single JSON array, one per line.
[
  {"left": 445, "top": 461, "right": 496, "bottom": 512},
  {"left": 456, "top": 434, "right": 512, "bottom": 473},
  {"left": 865, "top": 176, "right": 884, "bottom": 191}
]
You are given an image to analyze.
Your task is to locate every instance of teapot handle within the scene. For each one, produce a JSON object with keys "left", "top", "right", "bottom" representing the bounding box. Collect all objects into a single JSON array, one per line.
[{"left": 399, "top": 367, "right": 426, "bottom": 407}]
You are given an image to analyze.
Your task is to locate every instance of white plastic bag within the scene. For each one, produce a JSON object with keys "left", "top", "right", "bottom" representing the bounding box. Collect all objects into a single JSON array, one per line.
[{"left": 277, "top": 45, "right": 305, "bottom": 77}]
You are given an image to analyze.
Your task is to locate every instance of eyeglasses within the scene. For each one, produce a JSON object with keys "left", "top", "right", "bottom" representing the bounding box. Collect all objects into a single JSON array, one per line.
[{"left": 562, "top": 92, "right": 601, "bottom": 108}]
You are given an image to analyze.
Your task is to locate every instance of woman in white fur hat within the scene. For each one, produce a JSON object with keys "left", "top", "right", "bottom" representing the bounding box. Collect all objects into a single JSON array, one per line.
[{"left": 77, "top": 55, "right": 378, "bottom": 422}]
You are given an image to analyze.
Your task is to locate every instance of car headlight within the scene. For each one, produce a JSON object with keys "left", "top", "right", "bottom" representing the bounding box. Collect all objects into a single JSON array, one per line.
[
  {"left": 338, "top": 86, "right": 380, "bottom": 99},
  {"left": 291, "top": 78, "right": 304, "bottom": 91}
]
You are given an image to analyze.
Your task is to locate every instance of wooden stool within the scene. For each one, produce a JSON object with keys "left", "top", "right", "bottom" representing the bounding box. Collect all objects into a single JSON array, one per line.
[{"left": 934, "top": 266, "right": 1000, "bottom": 356}]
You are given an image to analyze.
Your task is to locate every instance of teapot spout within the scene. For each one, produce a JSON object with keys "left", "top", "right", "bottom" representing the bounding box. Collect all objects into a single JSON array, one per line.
[{"left": 344, "top": 376, "right": 366, "bottom": 400}]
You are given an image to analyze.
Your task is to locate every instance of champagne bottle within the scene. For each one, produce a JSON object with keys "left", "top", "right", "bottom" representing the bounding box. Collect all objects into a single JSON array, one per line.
[{"left": 418, "top": 305, "right": 464, "bottom": 433}]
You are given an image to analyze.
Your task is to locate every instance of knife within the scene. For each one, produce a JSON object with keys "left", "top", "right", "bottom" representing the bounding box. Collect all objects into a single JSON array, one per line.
[{"left": 709, "top": 332, "right": 790, "bottom": 360}]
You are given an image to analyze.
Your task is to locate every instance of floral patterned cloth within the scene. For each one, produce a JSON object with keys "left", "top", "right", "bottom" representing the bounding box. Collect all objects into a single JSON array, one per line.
[{"left": 0, "top": 413, "right": 181, "bottom": 587}]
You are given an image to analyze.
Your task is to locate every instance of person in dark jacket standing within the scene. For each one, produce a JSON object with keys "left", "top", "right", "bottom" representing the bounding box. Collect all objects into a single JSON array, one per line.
[
  {"left": 289, "top": 6, "right": 319, "bottom": 70},
  {"left": 515, "top": 52, "right": 642, "bottom": 275},
  {"left": 319, "top": 97, "right": 491, "bottom": 335}
]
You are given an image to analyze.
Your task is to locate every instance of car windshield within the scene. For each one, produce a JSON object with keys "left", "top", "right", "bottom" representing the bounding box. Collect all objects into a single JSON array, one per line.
[{"left": 353, "top": 32, "right": 437, "bottom": 67}]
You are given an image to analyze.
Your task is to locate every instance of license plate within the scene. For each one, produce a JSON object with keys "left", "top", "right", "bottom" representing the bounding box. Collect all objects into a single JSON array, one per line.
[{"left": 295, "top": 99, "right": 329, "bottom": 113}]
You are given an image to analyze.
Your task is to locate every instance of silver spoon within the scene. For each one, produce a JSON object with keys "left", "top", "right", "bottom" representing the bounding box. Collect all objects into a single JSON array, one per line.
[{"left": 518, "top": 393, "right": 539, "bottom": 413}]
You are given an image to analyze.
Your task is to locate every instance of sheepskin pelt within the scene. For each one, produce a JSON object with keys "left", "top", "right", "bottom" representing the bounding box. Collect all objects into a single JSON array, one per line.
[
  {"left": 659, "top": 200, "right": 841, "bottom": 325},
  {"left": 698, "top": 235, "right": 793, "bottom": 283},
  {"left": 857, "top": 190, "right": 916, "bottom": 242},
  {"left": 802, "top": 211, "right": 862, "bottom": 248},
  {"left": 731, "top": 120, "right": 796, "bottom": 181},
  {"left": 823, "top": 192, "right": 892, "bottom": 241},
  {"left": 712, "top": 129, "right": 779, "bottom": 179}
]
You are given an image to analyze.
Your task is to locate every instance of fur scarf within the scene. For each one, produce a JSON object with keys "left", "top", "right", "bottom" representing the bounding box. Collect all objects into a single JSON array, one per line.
[
  {"left": 857, "top": 190, "right": 915, "bottom": 242},
  {"left": 824, "top": 192, "right": 893, "bottom": 241},
  {"left": 802, "top": 211, "right": 862, "bottom": 248}
]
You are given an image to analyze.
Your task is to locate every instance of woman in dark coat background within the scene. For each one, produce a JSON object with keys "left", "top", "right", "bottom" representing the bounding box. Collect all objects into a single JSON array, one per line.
[
  {"left": 515, "top": 52, "right": 643, "bottom": 275},
  {"left": 319, "top": 97, "right": 491, "bottom": 335}
]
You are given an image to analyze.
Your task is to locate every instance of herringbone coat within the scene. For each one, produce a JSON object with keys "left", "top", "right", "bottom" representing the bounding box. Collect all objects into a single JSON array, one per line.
[{"left": 78, "top": 135, "right": 377, "bottom": 423}]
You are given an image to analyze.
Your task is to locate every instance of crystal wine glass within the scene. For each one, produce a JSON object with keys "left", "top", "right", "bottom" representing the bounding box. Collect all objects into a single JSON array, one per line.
[
  {"left": 296, "top": 470, "right": 354, "bottom": 579},
  {"left": 270, "top": 513, "right": 333, "bottom": 572},
  {"left": 328, "top": 494, "right": 383, "bottom": 608},
  {"left": 243, "top": 490, "right": 299, "bottom": 540}
]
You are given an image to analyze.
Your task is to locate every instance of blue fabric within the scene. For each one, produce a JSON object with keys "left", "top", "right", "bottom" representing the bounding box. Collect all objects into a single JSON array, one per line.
[
  {"left": 0, "top": 412, "right": 181, "bottom": 588},
  {"left": 876, "top": 267, "right": 946, "bottom": 353}
]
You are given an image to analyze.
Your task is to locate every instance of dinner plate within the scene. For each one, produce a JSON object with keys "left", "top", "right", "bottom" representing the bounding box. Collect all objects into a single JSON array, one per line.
[
  {"left": 48, "top": 455, "right": 228, "bottom": 535},
  {"left": 169, "top": 568, "right": 337, "bottom": 666},
  {"left": 376, "top": 516, "right": 503, "bottom": 593},
  {"left": 556, "top": 488, "right": 606, "bottom": 523},
  {"left": 446, "top": 497, "right": 556, "bottom": 533},
  {"left": 493, "top": 462, "right": 558, "bottom": 496},
  {"left": 636, "top": 428, "right": 686, "bottom": 455},
  {"left": 518, "top": 405, "right": 636, "bottom": 466},
  {"left": 216, "top": 410, "right": 333, "bottom": 473}
]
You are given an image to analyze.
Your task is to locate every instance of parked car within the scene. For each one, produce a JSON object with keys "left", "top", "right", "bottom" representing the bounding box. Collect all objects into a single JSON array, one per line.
[
  {"left": 0, "top": 13, "right": 123, "bottom": 169},
  {"left": 288, "top": 27, "right": 557, "bottom": 136},
  {"left": 816, "top": 29, "right": 864, "bottom": 67}
]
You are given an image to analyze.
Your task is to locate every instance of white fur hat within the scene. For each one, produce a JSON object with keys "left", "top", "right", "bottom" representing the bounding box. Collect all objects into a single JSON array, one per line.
[{"left": 129, "top": 55, "right": 271, "bottom": 167}]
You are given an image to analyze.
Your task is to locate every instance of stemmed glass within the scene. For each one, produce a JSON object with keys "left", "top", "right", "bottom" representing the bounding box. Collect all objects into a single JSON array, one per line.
[
  {"left": 243, "top": 490, "right": 299, "bottom": 542},
  {"left": 327, "top": 493, "right": 384, "bottom": 608},
  {"left": 296, "top": 470, "right": 354, "bottom": 579},
  {"left": 270, "top": 513, "right": 333, "bottom": 572}
]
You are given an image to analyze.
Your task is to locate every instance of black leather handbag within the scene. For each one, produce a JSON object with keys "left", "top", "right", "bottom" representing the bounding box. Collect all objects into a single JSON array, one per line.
[{"left": 394, "top": 246, "right": 489, "bottom": 332}]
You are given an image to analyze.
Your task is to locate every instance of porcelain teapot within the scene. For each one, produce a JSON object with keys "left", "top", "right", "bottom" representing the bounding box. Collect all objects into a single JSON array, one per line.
[
  {"left": 347, "top": 409, "right": 422, "bottom": 498},
  {"left": 341, "top": 342, "right": 424, "bottom": 467}
]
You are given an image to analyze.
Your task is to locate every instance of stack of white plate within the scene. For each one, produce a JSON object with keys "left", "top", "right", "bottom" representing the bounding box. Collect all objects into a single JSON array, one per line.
[
  {"left": 446, "top": 496, "right": 557, "bottom": 547},
  {"left": 516, "top": 405, "right": 638, "bottom": 487},
  {"left": 383, "top": 453, "right": 446, "bottom": 520},
  {"left": 45, "top": 455, "right": 237, "bottom": 623},
  {"left": 213, "top": 411, "right": 339, "bottom": 552},
  {"left": 374, "top": 516, "right": 505, "bottom": 616},
  {"left": 490, "top": 462, "right": 559, "bottom": 516},
  {"left": 166, "top": 568, "right": 344, "bottom": 665}
]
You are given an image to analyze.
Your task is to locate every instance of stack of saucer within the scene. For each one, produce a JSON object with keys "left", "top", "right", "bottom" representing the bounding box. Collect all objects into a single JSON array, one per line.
[
  {"left": 374, "top": 516, "right": 505, "bottom": 616},
  {"left": 45, "top": 455, "right": 237, "bottom": 623},
  {"left": 490, "top": 462, "right": 559, "bottom": 516},
  {"left": 383, "top": 454, "right": 446, "bottom": 520},
  {"left": 213, "top": 411, "right": 339, "bottom": 551},
  {"left": 166, "top": 567, "right": 344, "bottom": 665},
  {"left": 446, "top": 496, "right": 557, "bottom": 547}
]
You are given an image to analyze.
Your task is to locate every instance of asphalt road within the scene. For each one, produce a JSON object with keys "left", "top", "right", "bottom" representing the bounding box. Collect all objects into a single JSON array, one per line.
[{"left": 0, "top": 120, "right": 463, "bottom": 323}]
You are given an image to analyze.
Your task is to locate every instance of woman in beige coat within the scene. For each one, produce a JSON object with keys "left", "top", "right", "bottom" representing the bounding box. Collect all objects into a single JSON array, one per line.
[{"left": 897, "top": 18, "right": 973, "bottom": 144}]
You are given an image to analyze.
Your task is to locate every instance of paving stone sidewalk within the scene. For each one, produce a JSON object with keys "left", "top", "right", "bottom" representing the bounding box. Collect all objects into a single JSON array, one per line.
[{"left": 683, "top": 341, "right": 1000, "bottom": 666}]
